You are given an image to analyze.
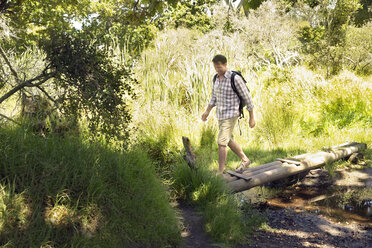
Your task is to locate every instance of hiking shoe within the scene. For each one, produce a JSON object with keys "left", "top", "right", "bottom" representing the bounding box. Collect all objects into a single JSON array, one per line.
[{"left": 235, "top": 159, "right": 251, "bottom": 173}]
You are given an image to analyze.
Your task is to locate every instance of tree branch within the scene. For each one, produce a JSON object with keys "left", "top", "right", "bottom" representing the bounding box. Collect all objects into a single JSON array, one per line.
[
  {"left": 133, "top": 0, "right": 140, "bottom": 10},
  {"left": 0, "top": 72, "right": 54, "bottom": 105},
  {"left": 26, "top": 75, "right": 53, "bottom": 87},
  {"left": 36, "top": 85, "right": 57, "bottom": 104}
]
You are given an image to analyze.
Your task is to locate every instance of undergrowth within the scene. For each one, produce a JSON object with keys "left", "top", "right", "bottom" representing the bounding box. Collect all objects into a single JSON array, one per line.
[{"left": 171, "top": 144, "right": 266, "bottom": 245}]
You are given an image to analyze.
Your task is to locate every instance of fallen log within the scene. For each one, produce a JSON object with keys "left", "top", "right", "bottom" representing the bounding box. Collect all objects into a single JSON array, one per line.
[
  {"left": 242, "top": 161, "right": 280, "bottom": 173},
  {"left": 242, "top": 162, "right": 283, "bottom": 177},
  {"left": 227, "top": 142, "right": 367, "bottom": 193},
  {"left": 223, "top": 161, "right": 283, "bottom": 182},
  {"left": 225, "top": 170, "right": 252, "bottom": 181}
]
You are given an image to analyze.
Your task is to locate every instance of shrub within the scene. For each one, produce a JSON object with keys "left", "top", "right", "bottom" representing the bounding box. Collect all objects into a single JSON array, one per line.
[{"left": 199, "top": 125, "right": 217, "bottom": 149}]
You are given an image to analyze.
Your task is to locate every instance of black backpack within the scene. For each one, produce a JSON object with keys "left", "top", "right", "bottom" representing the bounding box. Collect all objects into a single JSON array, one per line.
[{"left": 213, "top": 71, "right": 250, "bottom": 119}]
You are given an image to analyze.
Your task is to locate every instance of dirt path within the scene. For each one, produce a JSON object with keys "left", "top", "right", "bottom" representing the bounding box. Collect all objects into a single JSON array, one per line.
[{"left": 177, "top": 202, "right": 220, "bottom": 248}]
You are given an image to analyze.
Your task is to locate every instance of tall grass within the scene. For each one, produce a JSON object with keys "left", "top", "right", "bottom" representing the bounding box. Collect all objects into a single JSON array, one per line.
[
  {"left": 134, "top": 27, "right": 372, "bottom": 152},
  {"left": 0, "top": 125, "right": 181, "bottom": 247}
]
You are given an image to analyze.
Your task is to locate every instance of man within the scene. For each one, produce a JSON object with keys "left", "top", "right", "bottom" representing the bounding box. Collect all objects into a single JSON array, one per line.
[{"left": 201, "top": 54, "right": 255, "bottom": 174}]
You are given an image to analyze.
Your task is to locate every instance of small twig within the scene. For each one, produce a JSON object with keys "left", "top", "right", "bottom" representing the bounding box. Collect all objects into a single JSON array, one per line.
[
  {"left": 36, "top": 85, "right": 57, "bottom": 104},
  {"left": 344, "top": 56, "right": 356, "bottom": 65},
  {"left": 133, "top": 0, "right": 140, "bottom": 10},
  {"left": 361, "top": 62, "right": 371, "bottom": 71},
  {"left": 0, "top": 72, "right": 54, "bottom": 105}
]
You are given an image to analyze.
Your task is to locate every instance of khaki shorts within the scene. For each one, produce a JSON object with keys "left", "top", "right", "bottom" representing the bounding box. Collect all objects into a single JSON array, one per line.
[{"left": 217, "top": 116, "right": 238, "bottom": 146}]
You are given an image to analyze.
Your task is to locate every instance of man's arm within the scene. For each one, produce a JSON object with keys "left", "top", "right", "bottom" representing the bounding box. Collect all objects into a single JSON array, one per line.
[
  {"left": 202, "top": 82, "right": 216, "bottom": 121},
  {"left": 208, "top": 82, "right": 217, "bottom": 108},
  {"left": 234, "top": 75, "right": 254, "bottom": 111},
  {"left": 235, "top": 75, "right": 255, "bottom": 128}
]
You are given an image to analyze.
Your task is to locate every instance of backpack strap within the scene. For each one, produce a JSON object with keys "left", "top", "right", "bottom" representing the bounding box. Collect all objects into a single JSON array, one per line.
[{"left": 213, "top": 74, "right": 218, "bottom": 84}]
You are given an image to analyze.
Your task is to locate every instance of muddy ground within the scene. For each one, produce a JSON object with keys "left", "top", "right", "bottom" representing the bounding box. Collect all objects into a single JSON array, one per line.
[{"left": 179, "top": 167, "right": 372, "bottom": 248}]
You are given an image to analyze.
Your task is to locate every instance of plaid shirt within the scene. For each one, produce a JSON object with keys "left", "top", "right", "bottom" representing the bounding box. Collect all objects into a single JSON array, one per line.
[{"left": 208, "top": 70, "right": 254, "bottom": 120}]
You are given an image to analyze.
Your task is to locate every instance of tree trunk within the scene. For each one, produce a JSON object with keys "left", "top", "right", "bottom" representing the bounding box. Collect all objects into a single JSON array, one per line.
[{"left": 182, "top": 136, "right": 196, "bottom": 169}]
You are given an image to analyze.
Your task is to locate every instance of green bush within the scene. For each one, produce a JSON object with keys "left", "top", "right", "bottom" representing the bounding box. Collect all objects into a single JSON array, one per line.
[
  {"left": 0, "top": 126, "right": 181, "bottom": 247},
  {"left": 172, "top": 163, "right": 226, "bottom": 204}
]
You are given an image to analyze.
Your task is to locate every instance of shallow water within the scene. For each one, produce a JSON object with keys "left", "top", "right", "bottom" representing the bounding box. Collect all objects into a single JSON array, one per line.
[{"left": 242, "top": 186, "right": 372, "bottom": 225}]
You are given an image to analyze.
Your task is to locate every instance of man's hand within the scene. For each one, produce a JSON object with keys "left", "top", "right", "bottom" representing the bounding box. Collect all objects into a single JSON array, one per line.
[
  {"left": 249, "top": 118, "right": 256, "bottom": 128},
  {"left": 201, "top": 111, "right": 209, "bottom": 122},
  {"left": 202, "top": 105, "right": 214, "bottom": 122}
]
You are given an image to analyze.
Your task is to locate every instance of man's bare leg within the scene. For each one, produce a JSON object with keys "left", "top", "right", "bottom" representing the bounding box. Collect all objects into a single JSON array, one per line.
[
  {"left": 218, "top": 144, "right": 228, "bottom": 174},
  {"left": 228, "top": 140, "right": 250, "bottom": 164}
]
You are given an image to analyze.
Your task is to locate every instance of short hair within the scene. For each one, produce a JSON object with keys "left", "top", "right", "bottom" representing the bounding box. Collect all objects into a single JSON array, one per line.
[{"left": 212, "top": 54, "right": 227, "bottom": 64}]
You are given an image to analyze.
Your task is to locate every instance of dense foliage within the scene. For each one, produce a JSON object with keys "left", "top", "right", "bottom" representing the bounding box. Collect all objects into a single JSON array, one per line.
[{"left": 41, "top": 32, "right": 135, "bottom": 142}]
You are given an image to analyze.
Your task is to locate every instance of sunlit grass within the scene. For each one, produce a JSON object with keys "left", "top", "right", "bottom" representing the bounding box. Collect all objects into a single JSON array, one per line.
[
  {"left": 134, "top": 26, "right": 372, "bottom": 154},
  {"left": 0, "top": 185, "right": 31, "bottom": 235},
  {"left": 0, "top": 126, "right": 182, "bottom": 247}
]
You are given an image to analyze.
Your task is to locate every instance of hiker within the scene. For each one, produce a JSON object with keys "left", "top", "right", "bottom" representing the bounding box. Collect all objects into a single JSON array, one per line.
[{"left": 201, "top": 54, "right": 255, "bottom": 175}]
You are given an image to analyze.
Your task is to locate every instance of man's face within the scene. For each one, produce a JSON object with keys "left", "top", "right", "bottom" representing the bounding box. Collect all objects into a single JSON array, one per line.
[{"left": 213, "top": 62, "right": 227, "bottom": 75}]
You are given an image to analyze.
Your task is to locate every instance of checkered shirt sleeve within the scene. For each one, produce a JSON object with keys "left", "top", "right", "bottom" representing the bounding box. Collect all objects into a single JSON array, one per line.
[
  {"left": 234, "top": 75, "right": 254, "bottom": 111},
  {"left": 208, "top": 83, "right": 217, "bottom": 107}
]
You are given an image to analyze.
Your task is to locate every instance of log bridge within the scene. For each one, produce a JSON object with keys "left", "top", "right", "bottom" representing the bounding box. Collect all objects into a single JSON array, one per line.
[{"left": 223, "top": 142, "right": 367, "bottom": 193}]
